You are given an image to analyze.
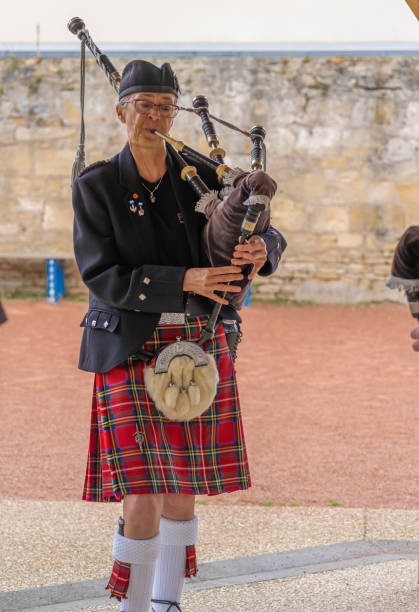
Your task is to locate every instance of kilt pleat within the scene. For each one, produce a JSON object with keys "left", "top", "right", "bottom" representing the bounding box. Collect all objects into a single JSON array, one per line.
[{"left": 82, "top": 316, "right": 251, "bottom": 502}]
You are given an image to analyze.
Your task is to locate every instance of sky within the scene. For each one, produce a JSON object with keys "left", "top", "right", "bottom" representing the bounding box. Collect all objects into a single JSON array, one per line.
[{"left": 1, "top": 0, "right": 418, "bottom": 44}]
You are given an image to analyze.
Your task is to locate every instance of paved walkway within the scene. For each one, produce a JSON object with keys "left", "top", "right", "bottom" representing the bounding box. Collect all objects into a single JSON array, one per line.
[{"left": 1, "top": 501, "right": 419, "bottom": 611}]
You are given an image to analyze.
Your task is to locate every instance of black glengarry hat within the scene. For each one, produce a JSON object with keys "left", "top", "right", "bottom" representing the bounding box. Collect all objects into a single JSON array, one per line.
[{"left": 119, "top": 60, "right": 180, "bottom": 100}]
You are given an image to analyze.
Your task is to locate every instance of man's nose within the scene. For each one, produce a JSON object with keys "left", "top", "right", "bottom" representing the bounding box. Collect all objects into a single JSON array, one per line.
[{"left": 147, "top": 104, "right": 160, "bottom": 119}]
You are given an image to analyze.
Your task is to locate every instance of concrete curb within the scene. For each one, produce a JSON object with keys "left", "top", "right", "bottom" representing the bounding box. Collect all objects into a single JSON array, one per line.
[{"left": 1, "top": 539, "right": 418, "bottom": 611}]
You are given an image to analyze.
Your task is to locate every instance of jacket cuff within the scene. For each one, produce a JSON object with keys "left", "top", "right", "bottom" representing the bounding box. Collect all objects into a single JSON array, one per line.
[
  {"left": 131, "top": 265, "right": 187, "bottom": 313},
  {"left": 257, "top": 231, "right": 287, "bottom": 277}
]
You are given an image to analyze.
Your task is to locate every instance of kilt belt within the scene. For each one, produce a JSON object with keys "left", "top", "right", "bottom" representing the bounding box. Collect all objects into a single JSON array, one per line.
[{"left": 158, "top": 312, "right": 186, "bottom": 325}]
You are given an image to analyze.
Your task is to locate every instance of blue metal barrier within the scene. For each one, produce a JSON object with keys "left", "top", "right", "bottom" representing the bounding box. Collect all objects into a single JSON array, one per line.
[{"left": 46, "top": 259, "right": 65, "bottom": 303}]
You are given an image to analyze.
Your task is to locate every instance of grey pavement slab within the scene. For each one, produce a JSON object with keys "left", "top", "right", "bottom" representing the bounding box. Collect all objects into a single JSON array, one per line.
[{"left": 1, "top": 539, "right": 418, "bottom": 612}]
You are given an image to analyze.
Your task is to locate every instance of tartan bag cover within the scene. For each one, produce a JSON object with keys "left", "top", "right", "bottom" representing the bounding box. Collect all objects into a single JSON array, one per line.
[
  {"left": 106, "top": 544, "right": 198, "bottom": 601},
  {"left": 82, "top": 316, "right": 251, "bottom": 502}
]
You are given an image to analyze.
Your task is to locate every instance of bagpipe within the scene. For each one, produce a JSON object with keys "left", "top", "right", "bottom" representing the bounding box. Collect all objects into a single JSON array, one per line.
[{"left": 67, "top": 17, "right": 277, "bottom": 319}]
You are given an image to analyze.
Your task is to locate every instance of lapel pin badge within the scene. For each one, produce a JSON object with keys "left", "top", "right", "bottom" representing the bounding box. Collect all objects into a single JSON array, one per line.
[{"left": 129, "top": 194, "right": 145, "bottom": 216}]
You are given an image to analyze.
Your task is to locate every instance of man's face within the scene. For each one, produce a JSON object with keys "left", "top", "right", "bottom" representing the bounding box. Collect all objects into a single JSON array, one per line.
[{"left": 116, "top": 91, "right": 177, "bottom": 148}]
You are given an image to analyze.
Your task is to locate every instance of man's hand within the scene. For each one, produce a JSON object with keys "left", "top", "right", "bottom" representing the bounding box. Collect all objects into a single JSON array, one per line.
[
  {"left": 183, "top": 266, "right": 243, "bottom": 306},
  {"left": 410, "top": 327, "right": 419, "bottom": 351},
  {"left": 231, "top": 235, "right": 268, "bottom": 279}
]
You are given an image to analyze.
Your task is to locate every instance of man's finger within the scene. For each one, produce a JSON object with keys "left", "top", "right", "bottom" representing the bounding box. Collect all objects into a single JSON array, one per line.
[
  {"left": 209, "top": 266, "right": 242, "bottom": 275},
  {"left": 231, "top": 254, "right": 263, "bottom": 265},
  {"left": 213, "top": 283, "right": 242, "bottom": 293},
  {"left": 248, "top": 263, "right": 262, "bottom": 280},
  {"left": 207, "top": 292, "right": 229, "bottom": 305},
  {"left": 410, "top": 327, "right": 419, "bottom": 339},
  {"left": 206, "top": 273, "right": 244, "bottom": 283},
  {"left": 234, "top": 243, "right": 261, "bottom": 253}
]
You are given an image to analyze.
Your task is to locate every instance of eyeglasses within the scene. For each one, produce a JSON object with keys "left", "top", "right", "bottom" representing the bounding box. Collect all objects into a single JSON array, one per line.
[{"left": 125, "top": 99, "right": 180, "bottom": 118}]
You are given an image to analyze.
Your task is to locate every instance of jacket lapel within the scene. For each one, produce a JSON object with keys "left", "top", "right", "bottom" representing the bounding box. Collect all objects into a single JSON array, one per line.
[
  {"left": 118, "top": 142, "right": 158, "bottom": 259},
  {"left": 166, "top": 146, "right": 202, "bottom": 267}
]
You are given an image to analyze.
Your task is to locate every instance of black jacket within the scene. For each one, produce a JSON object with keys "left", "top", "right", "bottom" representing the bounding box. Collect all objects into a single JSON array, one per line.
[{"left": 72, "top": 143, "right": 286, "bottom": 373}]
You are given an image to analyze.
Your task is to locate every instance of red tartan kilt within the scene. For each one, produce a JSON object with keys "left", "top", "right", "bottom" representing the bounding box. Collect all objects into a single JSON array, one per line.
[{"left": 82, "top": 316, "right": 251, "bottom": 502}]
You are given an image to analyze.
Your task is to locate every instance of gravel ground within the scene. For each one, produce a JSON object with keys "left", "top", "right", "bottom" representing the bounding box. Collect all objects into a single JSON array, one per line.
[{"left": 1, "top": 300, "right": 419, "bottom": 509}]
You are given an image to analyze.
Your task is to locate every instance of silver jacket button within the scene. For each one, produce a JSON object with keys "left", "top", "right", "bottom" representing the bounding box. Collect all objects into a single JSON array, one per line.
[
  {"left": 91, "top": 320, "right": 97, "bottom": 327},
  {"left": 143, "top": 277, "right": 151, "bottom": 285},
  {"left": 139, "top": 293, "right": 146, "bottom": 301}
]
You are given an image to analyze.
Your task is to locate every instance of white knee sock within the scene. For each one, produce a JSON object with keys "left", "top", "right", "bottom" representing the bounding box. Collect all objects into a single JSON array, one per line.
[
  {"left": 112, "top": 530, "right": 161, "bottom": 612},
  {"left": 152, "top": 516, "right": 198, "bottom": 612}
]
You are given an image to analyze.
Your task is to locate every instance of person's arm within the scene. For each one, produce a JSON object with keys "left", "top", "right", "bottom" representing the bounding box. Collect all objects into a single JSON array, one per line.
[{"left": 73, "top": 178, "right": 187, "bottom": 313}]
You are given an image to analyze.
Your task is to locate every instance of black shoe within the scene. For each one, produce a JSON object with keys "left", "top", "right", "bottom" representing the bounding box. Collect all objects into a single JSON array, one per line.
[{"left": 151, "top": 599, "right": 182, "bottom": 611}]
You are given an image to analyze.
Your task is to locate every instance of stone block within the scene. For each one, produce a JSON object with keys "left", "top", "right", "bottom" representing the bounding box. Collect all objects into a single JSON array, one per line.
[
  {"left": 350, "top": 205, "right": 380, "bottom": 232},
  {"left": 390, "top": 160, "right": 418, "bottom": 182},
  {"left": 42, "top": 200, "right": 74, "bottom": 232},
  {"left": 320, "top": 233, "right": 338, "bottom": 247},
  {"left": 312, "top": 207, "right": 349, "bottom": 232},
  {"left": 61, "top": 95, "right": 82, "bottom": 125},
  {"left": 333, "top": 175, "right": 366, "bottom": 203},
  {"left": 271, "top": 128, "right": 296, "bottom": 156},
  {"left": 383, "top": 138, "right": 416, "bottom": 163},
  {"left": 285, "top": 232, "right": 319, "bottom": 253},
  {"left": 296, "top": 126, "right": 341, "bottom": 154},
  {"left": 295, "top": 280, "right": 370, "bottom": 304},
  {"left": 365, "top": 233, "right": 377, "bottom": 250},
  {"left": 351, "top": 98, "right": 375, "bottom": 127},
  {"left": 318, "top": 158, "right": 347, "bottom": 170},
  {"left": 316, "top": 268, "right": 342, "bottom": 281},
  {"left": 16, "top": 126, "right": 76, "bottom": 141},
  {"left": 271, "top": 197, "right": 308, "bottom": 231},
  {"left": 255, "top": 283, "right": 277, "bottom": 294},
  {"left": 366, "top": 182, "right": 397, "bottom": 204},
  {"left": 342, "top": 148, "right": 370, "bottom": 159},
  {"left": 7, "top": 177, "right": 64, "bottom": 198},
  {"left": 34, "top": 149, "right": 75, "bottom": 177},
  {"left": 381, "top": 204, "right": 406, "bottom": 232},
  {"left": 0, "top": 198, "right": 21, "bottom": 225},
  {"left": 337, "top": 233, "right": 363, "bottom": 248},
  {"left": 397, "top": 183, "right": 419, "bottom": 205},
  {"left": 373, "top": 99, "right": 396, "bottom": 126},
  {"left": 0, "top": 126, "right": 16, "bottom": 146},
  {"left": 17, "top": 198, "right": 43, "bottom": 213},
  {"left": 405, "top": 203, "right": 419, "bottom": 226},
  {"left": 280, "top": 172, "right": 328, "bottom": 201},
  {"left": 0, "top": 145, "right": 32, "bottom": 175}
]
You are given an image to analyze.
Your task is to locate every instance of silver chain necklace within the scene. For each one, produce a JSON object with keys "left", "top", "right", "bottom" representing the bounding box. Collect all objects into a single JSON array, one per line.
[{"left": 141, "top": 173, "right": 165, "bottom": 203}]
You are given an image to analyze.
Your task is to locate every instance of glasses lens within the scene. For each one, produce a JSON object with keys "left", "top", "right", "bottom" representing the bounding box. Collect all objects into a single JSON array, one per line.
[
  {"left": 132, "top": 101, "right": 178, "bottom": 117},
  {"left": 134, "top": 101, "right": 153, "bottom": 114},
  {"left": 160, "top": 105, "right": 178, "bottom": 118}
]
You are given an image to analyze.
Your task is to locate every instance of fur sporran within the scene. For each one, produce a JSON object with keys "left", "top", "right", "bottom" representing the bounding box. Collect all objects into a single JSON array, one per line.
[{"left": 144, "top": 339, "right": 219, "bottom": 421}]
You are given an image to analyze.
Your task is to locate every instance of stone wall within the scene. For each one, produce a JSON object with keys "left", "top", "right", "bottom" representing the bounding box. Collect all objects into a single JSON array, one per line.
[{"left": 0, "top": 55, "right": 418, "bottom": 301}]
